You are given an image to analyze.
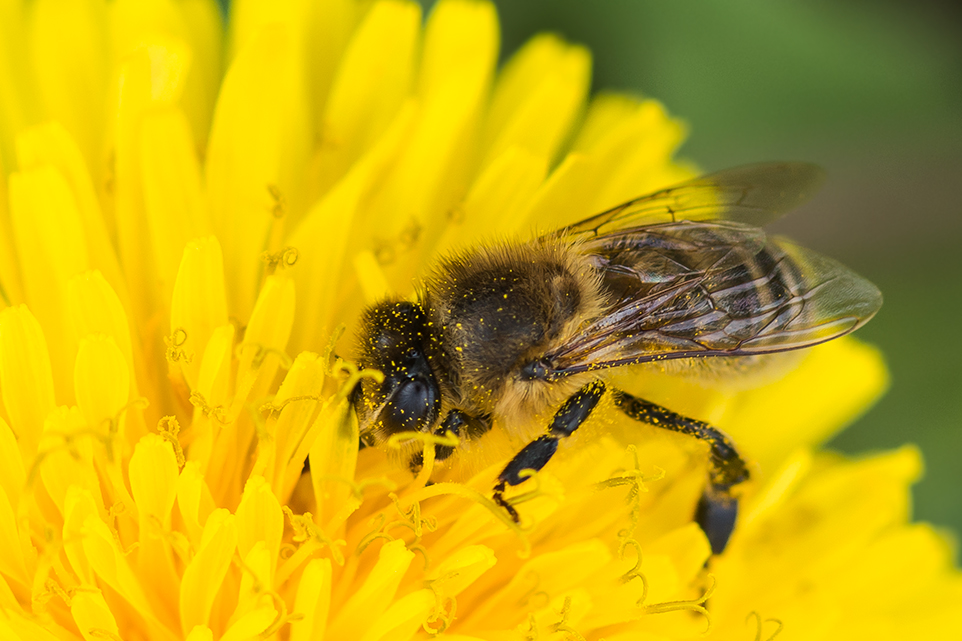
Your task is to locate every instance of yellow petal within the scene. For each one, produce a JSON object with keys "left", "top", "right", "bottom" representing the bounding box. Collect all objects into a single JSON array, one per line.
[
  {"left": 723, "top": 447, "right": 922, "bottom": 591},
  {"left": 235, "top": 475, "right": 283, "bottom": 570},
  {"left": 844, "top": 523, "right": 957, "bottom": 603},
  {"left": 187, "top": 323, "right": 235, "bottom": 473},
  {"left": 170, "top": 236, "right": 228, "bottom": 389},
  {"left": 579, "top": 99, "right": 689, "bottom": 211},
  {"left": 177, "top": 0, "right": 226, "bottom": 144},
  {"left": 642, "top": 524, "right": 711, "bottom": 603},
  {"left": 290, "top": 99, "right": 415, "bottom": 350},
  {"left": 226, "top": 0, "right": 300, "bottom": 62},
  {"left": 16, "top": 123, "right": 126, "bottom": 299},
  {"left": 309, "top": 393, "right": 359, "bottom": 528},
  {"left": 462, "top": 539, "right": 611, "bottom": 628},
  {"left": 727, "top": 337, "right": 889, "bottom": 474},
  {"left": 128, "top": 434, "right": 180, "bottom": 616},
  {"left": 312, "top": 0, "right": 421, "bottom": 197},
  {"left": 206, "top": 22, "right": 311, "bottom": 319},
  {"left": 482, "top": 33, "right": 590, "bottom": 169},
  {"left": 65, "top": 271, "right": 147, "bottom": 443},
  {"left": 354, "top": 249, "right": 391, "bottom": 306},
  {"left": 0, "top": 305, "right": 56, "bottom": 460},
  {"left": 304, "top": 0, "right": 363, "bottom": 120},
  {"left": 805, "top": 447, "right": 920, "bottom": 549},
  {"left": 571, "top": 93, "right": 642, "bottom": 153},
  {"left": 63, "top": 487, "right": 100, "bottom": 585},
  {"left": 708, "top": 447, "right": 944, "bottom": 640},
  {"left": 70, "top": 588, "right": 120, "bottom": 641},
  {"left": 110, "top": 0, "right": 224, "bottom": 152},
  {"left": 419, "top": 0, "right": 498, "bottom": 99},
  {"left": 289, "top": 558, "right": 332, "bottom": 641},
  {"left": 29, "top": 0, "right": 109, "bottom": 173},
  {"left": 0, "top": 416, "right": 25, "bottom": 513},
  {"left": 529, "top": 590, "right": 593, "bottom": 639},
  {"left": 525, "top": 97, "right": 690, "bottom": 232},
  {"left": 109, "top": 1, "right": 190, "bottom": 77},
  {"left": 179, "top": 508, "right": 238, "bottom": 634},
  {"left": 425, "top": 544, "right": 496, "bottom": 597},
  {"left": 740, "top": 447, "right": 814, "bottom": 530},
  {"left": 359, "top": 588, "right": 436, "bottom": 641},
  {"left": 436, "top": 146, "right": 546, "bottom": 252},
  {"left": 74, "top": 334, "right": 130, "bottom": 438},
  {"left": 0, "top": 485, "right": 28, "bottom": 587},
  {"left": 195, "top": 324, "right": 235, "bottom": 408},
  {"left": 38, "top": 406, "right": 101, "bottom": 516},
  {"left": 141, "top": 111, "right": 210, "bottom": 295},
  {"left": 232, "top": 273, "right": 295, "bottom": 420},
  {"left": 520, "top": 151, "right": 594, "bottom": 232},
  {"left": 111, "top": 40, "right": 191, "bottom": 332},
  {"left": 255, "top": 351, "right": 325, "bottom": 500},
  {"left": 0, "top": 162, "right": 24, "bottom": 310},
  {"left": 129, "top": 434, "right": 179, "bottom": 525},
  {"left": 0, "top": 0, "right": 38, "bottom": 167},
  {"left": 365, "top": 0, "right": 499, "bottom": 286},
  {"left": 65, "top": 271, "right": 135, "bottom": 383},
  {"left": 219, "top": 603, "right": 277, "bottom": 641},
  {"left": 327, "top": 539, "right": 415, "bottom": 639},
  {"left": 184, "top": 624, "right": 214, "bottom": 641},
  {"left": 175, "top": 461, "right": 216, "bottom": 546},
  {"left": 8, "top": 164, "right": 91, "bottom": 396},
  {"left": 233, "top": 541, "right": 273, "bottom": 622},
  {"left": 80, "top": 514, "right": 159, "bottom": 631},
  {"left": 0, "top": 615, "right": 63, "bottom": 641}
]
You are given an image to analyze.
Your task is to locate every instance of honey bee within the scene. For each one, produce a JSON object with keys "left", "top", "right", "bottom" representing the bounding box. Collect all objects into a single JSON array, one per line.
[{"left": 352, "top": 163, "right": 881, "bottom": 553}]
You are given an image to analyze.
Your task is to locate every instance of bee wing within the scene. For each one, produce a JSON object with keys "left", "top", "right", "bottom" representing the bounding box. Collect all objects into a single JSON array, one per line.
[
  {"left": 545, "top": 220, "right": 881, "bottom": 375},
  {"left": 558, "top": 162, "right": 825, "bottom": 238}
]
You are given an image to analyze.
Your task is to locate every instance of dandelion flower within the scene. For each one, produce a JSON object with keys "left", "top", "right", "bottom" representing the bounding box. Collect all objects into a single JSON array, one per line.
[{"left": 0, "top": 1, "right": 958, "bottom": 640}]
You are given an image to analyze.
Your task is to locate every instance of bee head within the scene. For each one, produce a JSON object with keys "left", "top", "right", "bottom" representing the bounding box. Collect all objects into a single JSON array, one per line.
[{"left": 354, "top": 300, "right": 442, "bottom": 439}]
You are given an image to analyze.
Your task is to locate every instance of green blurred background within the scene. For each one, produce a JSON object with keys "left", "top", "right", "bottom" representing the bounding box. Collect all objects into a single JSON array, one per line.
[{"left": 419, "top": 0, "right": 962, "bottom": 536}]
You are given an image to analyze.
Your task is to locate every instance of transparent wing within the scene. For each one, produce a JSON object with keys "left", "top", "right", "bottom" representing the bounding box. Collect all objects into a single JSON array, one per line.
[
  {"left": 545, "top": 220, "right": 881, "bottom": 376},
  {"left": 558, "top": 162, "right": 825, "bottom": 238}
]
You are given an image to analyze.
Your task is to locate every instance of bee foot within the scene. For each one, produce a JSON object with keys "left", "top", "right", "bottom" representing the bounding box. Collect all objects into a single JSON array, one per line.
[
  {"left": 493, "top": 482, "right": 520, "bottom": 523},
  {"left": 695, "top": 489, "right": 738, "bottom": 555}
]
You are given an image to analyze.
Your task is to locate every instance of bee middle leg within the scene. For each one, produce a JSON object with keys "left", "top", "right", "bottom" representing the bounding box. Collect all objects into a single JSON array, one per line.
[
  {"left": 611, "top": 389, "right": 749, "bottom": 554},
  {"left": 493, "top": 380, "right": 607, "bottom": 521}
]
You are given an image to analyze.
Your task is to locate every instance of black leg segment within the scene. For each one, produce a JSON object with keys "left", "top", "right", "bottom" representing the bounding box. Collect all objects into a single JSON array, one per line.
[
  {"left": 497, "top": 435, "right": 559, "bottom": 486},
  {"left": 611, "top": 389, "right": 748, "bottom": 554},
  {"left": 696, "top": 491, "right": 738, "bottom": 556},
  {"left": 548, "top": 380, "right": 606, "bottom": 437},
  {"left": 493, "top": 381, "right": 606, "bottom": 520},
  {"left": 408, "top": 408, "right": 489, "bottom": 472}
]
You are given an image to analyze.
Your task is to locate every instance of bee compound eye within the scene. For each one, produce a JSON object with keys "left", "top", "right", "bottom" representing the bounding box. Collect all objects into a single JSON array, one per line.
[
  {"left": 348, "top": 375, "right": 364, "bottom": 407},
  {"left": 380, "top": 377, "right": 440, "bottom": 434}
]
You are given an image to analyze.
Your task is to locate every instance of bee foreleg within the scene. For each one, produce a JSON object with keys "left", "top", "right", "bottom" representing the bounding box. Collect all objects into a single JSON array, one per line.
[
  {"left": 610, "top": 389, "right": 748, "bottom": 554},
  {"left": 493, "top": 380, "right": 607, "bottom": 521},
  {"left": 408, "top": 409, "right": 489, "bottom": 473}
]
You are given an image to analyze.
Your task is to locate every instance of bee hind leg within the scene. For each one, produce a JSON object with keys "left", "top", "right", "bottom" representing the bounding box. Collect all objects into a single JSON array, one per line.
[
  {"left": 493, "top": 380, "right": 607, "bottom": 521},
  {"left": 611, "top": 389, "right": 749, "bottom": 555}
]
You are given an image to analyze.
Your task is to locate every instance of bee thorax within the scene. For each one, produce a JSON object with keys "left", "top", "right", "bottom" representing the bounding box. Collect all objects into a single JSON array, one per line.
[{"left": 421, "top": 240, "right": 605, "bottom": 418}]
